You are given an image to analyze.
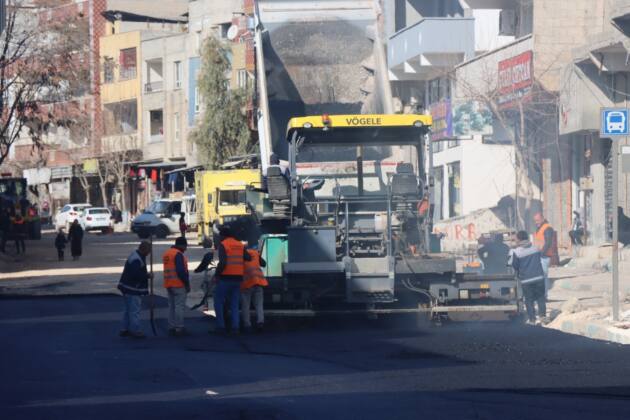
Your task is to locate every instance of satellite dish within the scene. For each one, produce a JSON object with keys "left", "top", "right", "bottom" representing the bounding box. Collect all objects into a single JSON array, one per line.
[{"left": 227, "top": 25, "right": 239, "bottom": 41}]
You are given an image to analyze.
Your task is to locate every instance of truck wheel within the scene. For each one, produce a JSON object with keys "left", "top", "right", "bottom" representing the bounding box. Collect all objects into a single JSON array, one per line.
[
  {"left": 137, "top": 231, "right": 150, "bottom": 239},
  {"left": 155, "top": 225, "right": 169, "bottom": 239}
]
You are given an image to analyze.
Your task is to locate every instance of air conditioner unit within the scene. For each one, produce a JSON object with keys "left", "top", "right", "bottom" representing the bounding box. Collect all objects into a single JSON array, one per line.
[{"left": 499, "top": 9, "right": 517, "bottom": 36}]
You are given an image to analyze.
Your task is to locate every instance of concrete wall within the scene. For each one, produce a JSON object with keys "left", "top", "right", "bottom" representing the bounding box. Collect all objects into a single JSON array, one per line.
[
  {"left": 433, "top": 138, "right": 515, "bottom": 218},
  {"left": 532, "top": 0, "right": 607, "bottom": 92}
]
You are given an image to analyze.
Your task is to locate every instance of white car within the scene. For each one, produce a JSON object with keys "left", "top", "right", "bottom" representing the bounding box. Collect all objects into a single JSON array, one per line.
[
  {"left": 55, "top": 203, "right": 91, "bottom": 231},
  {"left": 79, "top": 207, "right": 113, "bottom": 233}
]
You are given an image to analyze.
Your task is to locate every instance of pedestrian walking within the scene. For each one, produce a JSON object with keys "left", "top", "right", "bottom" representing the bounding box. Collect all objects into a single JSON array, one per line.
[
  {"left": 179, "top": 212, "right": 187, "bottom": 237},
  {"left": 240, "top": 244, "right": 267, "bottom": 332},
  {"left": 569, "top": 211, "right": 585, "bottom": 246},
  {"left": 213, "top": 224, "right": 251, "bottom": 334},
  {"left": 67, "top": 219, "right": 84, "bottom": 260},
  {"left": 117, "top": 241, "right": 152, "bottom": 339},
  {"left": 163, "top": 236, "right": 190, "bottom": 336},
  {"left": 12, "top": 214, "right": 26, "bottom": 255},
  {"left": 0, "top": 207, "right": 10, "bottom": 254},
  {"left": 54, "top": 229, "right": 67, "bottom": 261},
  {"left": 509, "top": 230, "right": 548, "bottom": 325}
]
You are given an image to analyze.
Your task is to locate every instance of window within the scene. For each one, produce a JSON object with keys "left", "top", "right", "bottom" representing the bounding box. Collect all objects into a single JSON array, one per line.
[
  {"left": 196, "top": 31, "right": 202, "bottom": 52},
  {"left": 103, "top": 57, "right": 114, "bottom": 83},
  {"left": 217, "top": 23, "right": 231, "bottom": 39},
  {"left": 432, "top": 167, "right": 444, "bottom": 222},
  {"left": 174, "top": 61, "right": 182, "bottom": 89},
  {"left": 119, "top": 48, "right": 137, "bottom": 80},
  {"left": 174, "top": 112, "right": 180, "bottom": 142},
  {"left": 448, "top": 162, "right": 461, "bottom": 218},
  {"left": 237, "top": 69, "right": 248, "bottom": 89},
  {"left": 102, "top": 100, "right": 138, "bottom": 136},
  {"left": 194, "top": 87, "right": 201, "bottom": 113},
  {"left": 219, "top": 190, "right": 246, "bottom": 206},
  {"left": 149, "top": 109, "right": 164, "bottom": 142}
]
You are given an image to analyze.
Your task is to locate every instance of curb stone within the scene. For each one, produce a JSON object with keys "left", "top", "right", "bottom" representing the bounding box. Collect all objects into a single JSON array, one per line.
[{"left": 549, "top": 319, "right": 630, "bottom": 345}]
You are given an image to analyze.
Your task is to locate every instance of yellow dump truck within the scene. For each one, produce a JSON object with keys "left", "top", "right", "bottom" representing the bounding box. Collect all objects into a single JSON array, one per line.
[{"left": 194, "top": 168, "right": 262, "bottom": 248}]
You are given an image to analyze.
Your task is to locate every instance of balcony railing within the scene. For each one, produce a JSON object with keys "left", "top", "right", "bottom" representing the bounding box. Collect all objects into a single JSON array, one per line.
[
  {"left": 144, "top": 81, "right": 164, "bottom": 93},
  {"left": 388, "top": 18, "right": 475, "bottom": 69},
  {"left": 149, "top": 133, "right": 164, "bottom": 143}
]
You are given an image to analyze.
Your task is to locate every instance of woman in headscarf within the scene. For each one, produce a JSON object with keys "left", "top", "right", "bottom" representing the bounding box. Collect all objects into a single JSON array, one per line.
[{"left": 68, "top": 219, "right": 84, "bottom": 260}]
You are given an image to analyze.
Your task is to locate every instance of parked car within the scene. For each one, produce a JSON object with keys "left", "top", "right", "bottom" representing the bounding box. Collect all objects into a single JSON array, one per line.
[
  {"left": 54, "top": 203, "right": 91, "bottom": 231},
  {"left": 131, "top": 196, "right": 196, "bottom": 239},
  {"left": 79, "top": 207, "right": 113, "bottom": 233}
]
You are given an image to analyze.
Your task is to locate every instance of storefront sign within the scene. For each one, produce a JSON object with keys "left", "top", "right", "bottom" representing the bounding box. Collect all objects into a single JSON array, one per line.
[
  {"left": 50, "top": 166, "right": 72, "bottom": 180},
  {"left": 23, "top": 167, "right": 51, "bottom": 186},
  {"left": 429, "top": 99, "right": 453, "bottom": 141},
  {"left": 50, "top": 180, "right": 70, "bottom": 200},
  {"left": 83, "top": 159, "right": 99, "bottom": 174},
  {"left": 452, "top": 100, "right": 493, "bottom": 137},
  {"left": 497, "top": 50, "right": 533, "bottom": 109}
]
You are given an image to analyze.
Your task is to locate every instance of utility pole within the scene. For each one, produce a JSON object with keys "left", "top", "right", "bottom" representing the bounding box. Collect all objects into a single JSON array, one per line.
[
  {"left": 612, "top": 138, "right": 620, "bottom": 321},
  {"left": 602, "top": 106, "right": 625, "bottom": 322}
]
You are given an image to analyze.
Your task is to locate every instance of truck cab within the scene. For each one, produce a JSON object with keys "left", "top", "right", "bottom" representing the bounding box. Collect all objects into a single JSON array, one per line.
[{"left": 195, "top": 168, "right": 262, "bottom": 248}]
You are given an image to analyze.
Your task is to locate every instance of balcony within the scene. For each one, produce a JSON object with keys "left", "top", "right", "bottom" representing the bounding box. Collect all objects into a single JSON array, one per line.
[
  {"left": 388, "top": 18, "right": 474, "bottom": 81},
  {"left": 612, "top": 2, "right": 630, "bottom": 36},
  {"left": 144, "top": 81, "right": 164, "bottom": 93}
]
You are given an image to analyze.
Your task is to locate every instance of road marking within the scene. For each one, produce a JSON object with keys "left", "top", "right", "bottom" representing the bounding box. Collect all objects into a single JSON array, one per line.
[{"left": 205, "top": 390, "right": 218, "bottom": 396}]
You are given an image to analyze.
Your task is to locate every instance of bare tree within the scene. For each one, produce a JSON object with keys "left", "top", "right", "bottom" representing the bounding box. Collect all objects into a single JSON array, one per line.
[
  {"left": 0, "top": 0, "right": 92, "bottom": 167},
  {"left": 448, "top": 59, "right": 557, "bottom": 229},
  {"left": 100, "top": 135, "right": 141, "bottom": 213}
]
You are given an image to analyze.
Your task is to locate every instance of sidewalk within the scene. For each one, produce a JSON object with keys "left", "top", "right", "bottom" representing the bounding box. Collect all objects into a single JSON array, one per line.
[{"left": 545, "top": 261, "right": 630, "bottom": 345}]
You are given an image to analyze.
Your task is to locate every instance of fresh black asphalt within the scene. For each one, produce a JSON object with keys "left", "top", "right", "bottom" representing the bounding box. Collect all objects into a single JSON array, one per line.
[{"left": 1, "top": 293, "right": 630, "bottom": 419}]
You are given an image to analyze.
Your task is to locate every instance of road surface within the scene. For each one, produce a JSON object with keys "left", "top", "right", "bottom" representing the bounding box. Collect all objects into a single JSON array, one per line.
[{"left": 1, "top": 232, "right": 630, "bottom": 419}]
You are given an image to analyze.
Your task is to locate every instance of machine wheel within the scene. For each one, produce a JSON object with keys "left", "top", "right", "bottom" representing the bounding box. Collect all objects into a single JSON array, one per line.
[{"left": 155, "top": 224, "right": 169, "bottom": 239}]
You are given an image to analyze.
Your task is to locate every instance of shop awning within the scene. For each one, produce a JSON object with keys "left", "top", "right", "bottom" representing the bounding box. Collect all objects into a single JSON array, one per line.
[{"left": 164, "top": 165, "right": 203, "bottom": 175}]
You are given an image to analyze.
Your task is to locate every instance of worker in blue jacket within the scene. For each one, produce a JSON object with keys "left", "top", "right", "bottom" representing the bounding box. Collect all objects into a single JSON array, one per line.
[
  {"left": 118, "top": 241, "right": 152, "bottom": 338},
  {"left": 509, "top": 231, "right": 547, "bottom": 325}
]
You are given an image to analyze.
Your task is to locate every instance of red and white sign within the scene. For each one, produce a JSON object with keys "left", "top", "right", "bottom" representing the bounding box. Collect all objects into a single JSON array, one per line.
[{"left": 497, "top": 51, "right": 533, "bottom": 108}]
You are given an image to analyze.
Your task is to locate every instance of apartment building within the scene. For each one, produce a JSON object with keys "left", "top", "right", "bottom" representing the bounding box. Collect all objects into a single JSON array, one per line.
[
  {"left": 556, "top": 0, "right": 630, "bottom": 245},
  {"left": 387, "top": 0, "right": 606, "bottom": 252}
]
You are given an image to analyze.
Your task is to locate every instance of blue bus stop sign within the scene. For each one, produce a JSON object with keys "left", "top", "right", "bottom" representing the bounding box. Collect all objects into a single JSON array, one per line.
[{"left": 601, "top": 108, "right": 629, "bottom": 137}]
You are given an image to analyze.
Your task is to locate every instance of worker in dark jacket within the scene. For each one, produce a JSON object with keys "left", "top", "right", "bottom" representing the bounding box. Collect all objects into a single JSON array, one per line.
[
  {"left": 0, "top": 207, "right": 11, "bottom": 253},
  {"left": 118, "top": 241, "right": 152, "bottom": 338},
  {"left": 12, "top": 214, "right": 26, "bottom": 255},
  {"left": 213, "top": 223, "right": 251, "bottom": 334},
  {"left": 509, "top": 231, "right": 547, "bottom": 325},
  {"left": 478, "top": 234, "right": 510, "bottom": 275}
]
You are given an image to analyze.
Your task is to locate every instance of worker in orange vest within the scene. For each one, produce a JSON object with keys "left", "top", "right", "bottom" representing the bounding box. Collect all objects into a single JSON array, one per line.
[
  {"left": 11, "top": 213, "right": 26, "bottom": 255},
  {"left": 163, "top": 236, "right": 190, "bottom": 336},
  {"left": 213, "top": 223, "right": 251, "bottom": 334},
  {"left": 240, "top": 244, "right": 268, "bottom": 332},
  {"left": 533, "top": 213, "right": 558, "bottom": 295}
]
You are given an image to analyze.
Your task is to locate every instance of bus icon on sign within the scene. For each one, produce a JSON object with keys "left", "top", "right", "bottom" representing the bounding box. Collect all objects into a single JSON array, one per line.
[
  {"left": 607, "top": 112, "right": 626, "bottom": 132},
  {"left": 602, "top": 108, "right": 629, "bottom": 136}
]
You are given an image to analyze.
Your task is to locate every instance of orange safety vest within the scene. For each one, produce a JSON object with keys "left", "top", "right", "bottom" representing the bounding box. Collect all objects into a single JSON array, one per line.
[
  {"left": 534, "top": 223, "right": 557, "bottom": 258},
  {"left": 220, "top": 237, "right": 245, "bottom": 276},
  {"left": 241, "top": 249, "right": 268, "bottom": 290},
  {"left": 162, "top": 247, "right": 188, "bottom": 288}
]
